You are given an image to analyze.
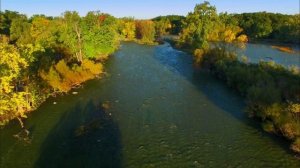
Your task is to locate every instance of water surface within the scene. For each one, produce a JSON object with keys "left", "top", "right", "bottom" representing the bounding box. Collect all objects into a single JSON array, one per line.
[
  {"left": 238, "top": 43, "right": 300, "bottom": 67},
  {"left": 0, "top": 42, "right": 299, "bottom": 167}
]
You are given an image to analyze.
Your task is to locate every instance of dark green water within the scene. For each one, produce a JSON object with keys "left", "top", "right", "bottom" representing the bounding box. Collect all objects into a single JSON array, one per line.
[{"left": 0, "top": 42, "right": 299, "bottom": 167}]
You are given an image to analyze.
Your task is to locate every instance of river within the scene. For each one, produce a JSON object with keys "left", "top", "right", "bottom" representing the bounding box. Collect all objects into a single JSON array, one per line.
[
  {"left": 0, "top": 42, "right": 299, "bottom": 167},
  {"left": 238, "top": 43, "right": 300, "bottom": 67}
]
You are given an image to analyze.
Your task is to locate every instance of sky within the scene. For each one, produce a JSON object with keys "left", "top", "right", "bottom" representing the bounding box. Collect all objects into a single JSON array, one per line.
[{"left": 1, "top": 0, "right": 299, "bottom": 19}]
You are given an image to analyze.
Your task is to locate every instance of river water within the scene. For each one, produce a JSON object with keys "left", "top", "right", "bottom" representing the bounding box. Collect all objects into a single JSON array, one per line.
[
  {"left": 0, "top": 42, "right": 299, "bottom": 167},
  {"left": 238, "top": 43, "right": 300, "bottom": 67}
]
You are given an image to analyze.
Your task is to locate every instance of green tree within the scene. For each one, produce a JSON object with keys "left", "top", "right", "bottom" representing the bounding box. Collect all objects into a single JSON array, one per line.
[
  {"left": 10, "top": 17, "right": 32, "bottom": 45},
  {"left": 59, "top": 11, "right": 83, "bottom": 62},
  {"left": 118, "top": 17, "right": 136, "bottom": 40},
  {"left": 82, "top": 12, "right": 119, "bottom": 60},
  {"left": 30, "top": 16, "right": 59, "bottom": 47},
  {"left": 152, "top": 15, "right": 185, "bottom": 35},
  {"left": 0, "top": 10, "right": 25, "bottom": 35},
  {"left": 179, "top": 1, "right": 219, "bottom": 49},
  {"left": 154, "top": 18, "right": 171, "bottom": 37}
]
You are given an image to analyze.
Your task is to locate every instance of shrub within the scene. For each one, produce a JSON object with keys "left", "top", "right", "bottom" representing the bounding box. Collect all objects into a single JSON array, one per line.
[
  {"left": 291, "top": 138, "right": 300, "bottom": 153},
  {"left": 40, "top": 59, "right": 103, "bottom": 93}
]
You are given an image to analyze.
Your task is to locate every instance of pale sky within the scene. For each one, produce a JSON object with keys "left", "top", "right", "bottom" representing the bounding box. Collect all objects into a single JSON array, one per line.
[{"left": 1, "top": 0, "right": 299, "bottom": 18}]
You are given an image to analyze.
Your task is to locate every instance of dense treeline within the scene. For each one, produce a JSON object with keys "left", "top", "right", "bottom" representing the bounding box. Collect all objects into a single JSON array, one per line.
[
  {"left": 152, "top": 15, "right": 185, "bottom": 35},
  {"left": 0, "top": 10, "right": 158, "bottom": 126},
  {"left": 177, "top": 2, "right": 247, "bottom": 59},
  {"left": 232, "top": 13, "right": 300, "bottom": 43},
  {"left": 175, "top": 2, "right": 300, "bottom": 153},
  {"left": 0, "top": 11, "right": 118, "bottom": 126},
  {"left": 118, "top": 18, "right": 158, "bottom": 44},
  {"left": 155, "top": 12, "right": 300, "bottom": 44}
]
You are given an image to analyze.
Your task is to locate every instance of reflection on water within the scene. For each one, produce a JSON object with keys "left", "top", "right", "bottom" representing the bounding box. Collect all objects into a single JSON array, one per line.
[{"left": 0, "top": 42, "right": 299, "bottom": 167}]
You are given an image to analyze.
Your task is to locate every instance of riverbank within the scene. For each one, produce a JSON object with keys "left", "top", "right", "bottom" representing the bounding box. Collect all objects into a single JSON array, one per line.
[
  {"left": 202, "top": 47, "right": 300, "bottom": 153},
  {"left": 0, "top": 57, "right": 107, "bottom": 127},
  {"left": 165, "top": 36, "right": 300, "bottom": 154},
  {"left": 1, "top": 42, "right": 299, "bottom": 167}
]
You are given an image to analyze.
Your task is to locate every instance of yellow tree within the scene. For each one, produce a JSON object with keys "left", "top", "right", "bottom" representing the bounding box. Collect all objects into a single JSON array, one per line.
[
  {"left": 0, "top": 40, "right": 29, "bottom": 126},
  {"left": 135, "top": 20, "right": 156, "bottom": 44},
  {"left": 30, "top": 16, "right": 58, "bottom": 47},
  {"left": 119, "top": 18, "right": 136, "bottom": 40},
  {"left": 154, "top": 18, "right": 171, "bottom": 37}
]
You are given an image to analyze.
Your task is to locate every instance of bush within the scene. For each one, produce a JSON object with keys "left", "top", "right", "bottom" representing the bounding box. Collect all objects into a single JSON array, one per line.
[
  {"left": 135, "top": 20, "right": 156, "bottom": 44},
  {"left": 291, "top": 138, "right": 300, "bottom": 153},
  {"left": 40, "top": 59, "right": 103, "bottom": 93},
  {"left": 193, "top": 49, "right": 205, "bottom": 64}
]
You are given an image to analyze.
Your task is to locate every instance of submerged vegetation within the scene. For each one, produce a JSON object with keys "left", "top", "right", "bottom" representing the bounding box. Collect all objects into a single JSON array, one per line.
[{"left": 175, "top": 1, "right": 300, "bottom": 153}]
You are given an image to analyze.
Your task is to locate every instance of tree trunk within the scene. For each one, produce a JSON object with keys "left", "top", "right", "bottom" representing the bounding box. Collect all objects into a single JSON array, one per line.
[{"left": 74, "top": 24, "right": 83, "bottom": 62}]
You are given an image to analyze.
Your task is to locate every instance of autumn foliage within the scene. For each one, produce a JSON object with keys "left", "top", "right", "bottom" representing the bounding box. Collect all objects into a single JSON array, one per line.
[
  {"left": 40, "top": 59, "right": 103, "bottom": 93},
  {"left": 178, "top": 1, "right": 300, "bottom": 154},
  {"left": 135, "top": 20, "right": 156, "bottom": 44}
]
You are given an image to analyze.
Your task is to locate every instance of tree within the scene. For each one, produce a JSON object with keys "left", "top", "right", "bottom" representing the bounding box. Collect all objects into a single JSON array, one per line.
[
  {"left": 234, "top": 12, "right": 273, "bottom": 39},
  {"left": 59, "top": 11, "right": 83, "bottom": 62},
  {"left": 0, "top": 10, "right": 25, "bottom": 35},
  {"left": 179, "top": 1, "right": 219, "bottom": 49},
  {"left": 152, "top": 15, "right": 185, "bottom": 35},
  {"left": 10, "top": 17, "right": 32, "bottom": 45},
  {"left": 179, "top": 1, "right": 247, "bottom": 64},
  {"left": 82, "top": 12, "right": 119, "bottom": 60},
  {"left": 30, "top": 16, "right": 58, "bottom": 47},
  {"left": 276, "top": 15, "right": 300, "bottom": 43},
  {"left": 135, "top": 20, "right": 156, "bottom": 43},
  {"left": 0, "top": 41, "right": 29, "bottom": 125},
  {"left": 154, "top": 18, "right": 171, "bottom": 37},
  {"left": 118, "top": 18, "right": 136, "bottom": 40}
]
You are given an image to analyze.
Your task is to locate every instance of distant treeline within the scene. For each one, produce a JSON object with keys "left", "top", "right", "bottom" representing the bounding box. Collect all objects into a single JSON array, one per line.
[
  {"left": 232, "top": 12, "right": 300, "bottom": 44},
  {"left": 152, "top": 12, "right": 300, "bottom": 44},
  {"left": 152, "top": 15, "right": 185, "bottom": 35}
]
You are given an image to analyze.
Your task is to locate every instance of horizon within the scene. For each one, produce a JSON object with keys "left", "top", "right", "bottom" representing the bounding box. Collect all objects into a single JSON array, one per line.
[{"left": 1, "top": 0, "right": 299, "bottom": 19}]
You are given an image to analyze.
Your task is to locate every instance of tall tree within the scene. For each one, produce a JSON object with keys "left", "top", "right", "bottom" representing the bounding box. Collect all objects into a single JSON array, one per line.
[
  {"left": 135, "top": 20, "right": 156, "bottom": 43},
  {"left": 0, "top": 40, "right": 29, "bottom": 125},
  {"left": 154, "top": 18, "right": 171, "bottom": 37},
  {"left": 0, "top": 10, "right": 25, "bottom": 35},
  {"left": 10, "top": 17, "right": 32, "bottom": 45},
  {"left": 82, "top": 12, "right": 119, "bottom": 59},
  {"left": 118, "top": 18, "right": 136, "bottom": 40},
  {"left": 59, "top": 11, "right": 83, "bottom": 62},
  {"left": 179, "top": 1, "right": 219, "bottom": 49}
]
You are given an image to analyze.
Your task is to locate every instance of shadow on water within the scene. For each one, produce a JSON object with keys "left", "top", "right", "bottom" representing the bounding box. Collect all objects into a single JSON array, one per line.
[
  {"left": 34, "top": 100, "right": 122, "bottom": 168},
  {"left": 153, "top": 42, "right": 295, "bottom": 155}
]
